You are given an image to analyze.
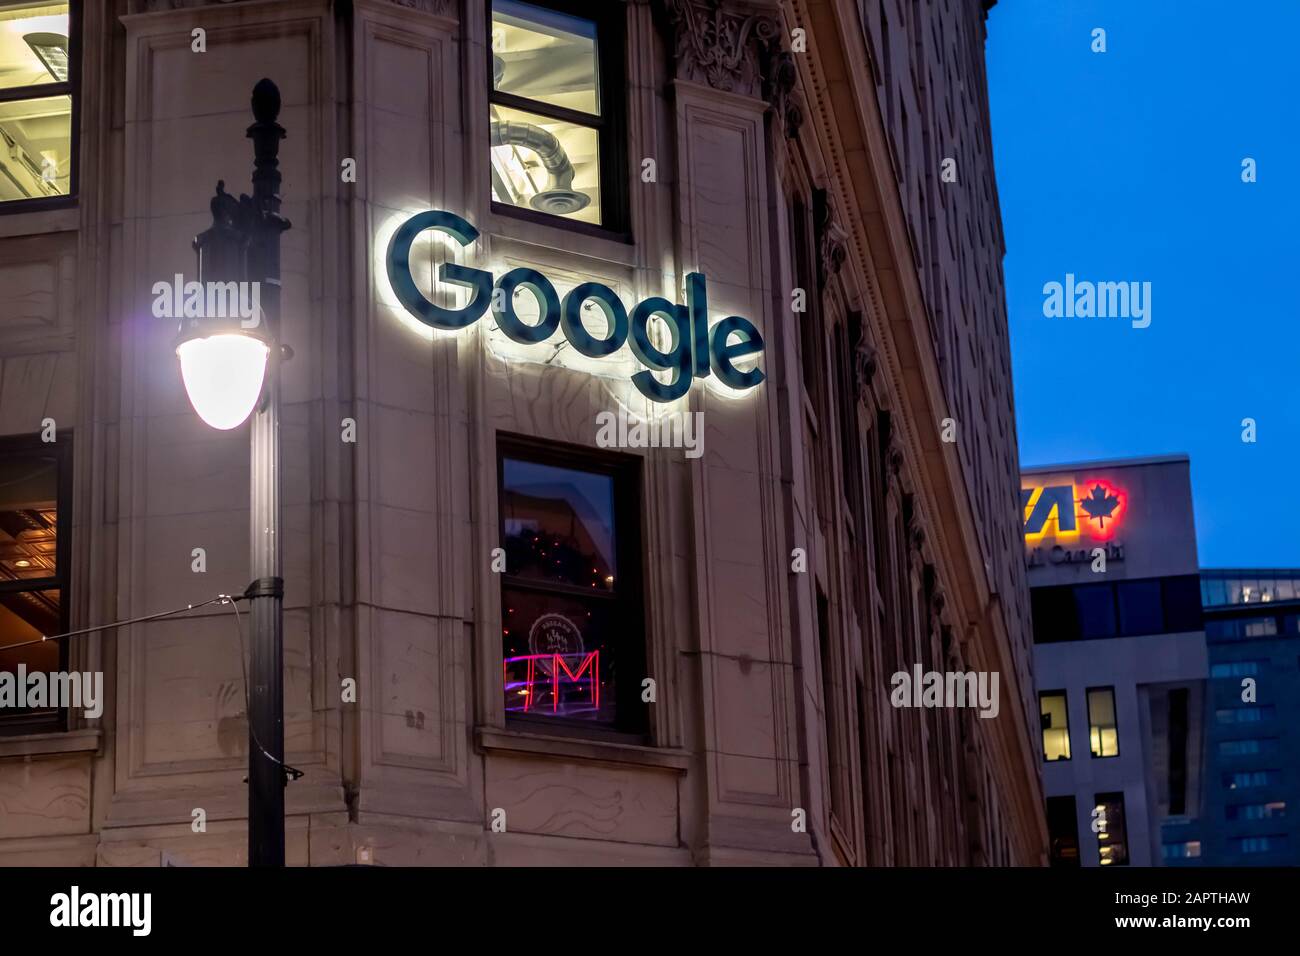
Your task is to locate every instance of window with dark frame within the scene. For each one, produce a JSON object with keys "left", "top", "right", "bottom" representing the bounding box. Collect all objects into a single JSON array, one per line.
[
  {"left": 1086, "top": 686, "right": 1119, "bottom": 758},
  {"left": 498, "top": 437, "right": 646, "bottom": 736},
  {"left": 0, "top": 435, "right": 69, "bottom": 732},
  {"left": 488, "top": 0, "right": 627, "bottom": 234},
  {"left": 1093, "top": 791, "right": 1129, "bottom": 866},
  {"left": 1045, "top": 795, "right": 1080, "bottom": 867},
  {"left": 0, "top": 1, "right": 77, "bottom": 209},
  {"left": 1039, "top": 690, "right": 1070, "bottom": 761}
]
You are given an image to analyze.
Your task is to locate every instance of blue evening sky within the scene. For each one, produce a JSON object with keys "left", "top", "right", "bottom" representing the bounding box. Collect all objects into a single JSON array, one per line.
[{"left": 985, "top": 1, "right": 1300, "bottom": 568}]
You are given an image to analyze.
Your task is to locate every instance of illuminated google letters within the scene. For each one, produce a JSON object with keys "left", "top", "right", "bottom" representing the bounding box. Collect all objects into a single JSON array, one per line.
[{"left": 384, "top": 210, "right": 765, "bottom": 402}]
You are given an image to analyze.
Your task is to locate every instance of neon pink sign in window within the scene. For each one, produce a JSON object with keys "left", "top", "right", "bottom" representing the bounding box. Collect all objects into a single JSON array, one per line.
[{"left": 504, "top": 651, "right": 600, "bottom": 717}]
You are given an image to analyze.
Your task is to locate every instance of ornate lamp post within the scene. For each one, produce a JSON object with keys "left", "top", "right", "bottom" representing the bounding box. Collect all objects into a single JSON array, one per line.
[{"left": 177, "top": 78, "right": 292, "bottom": 867}]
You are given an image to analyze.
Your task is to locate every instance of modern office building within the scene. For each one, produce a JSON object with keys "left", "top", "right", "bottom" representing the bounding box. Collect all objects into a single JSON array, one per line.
[
  {"left": 0, "top": 0, "right": 1044, "bottom": 865},
  {"left": 1025, "top": 455, "right": 1207, "bottom": 866},
  {"left": 1159, "top": 570, "right": 1300, "bottom": 865}
]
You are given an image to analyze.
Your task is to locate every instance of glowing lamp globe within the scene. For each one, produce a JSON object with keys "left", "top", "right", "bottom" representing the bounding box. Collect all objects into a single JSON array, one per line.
[{"left": 176, "top": 332, "right": 269, "bottom": 430}]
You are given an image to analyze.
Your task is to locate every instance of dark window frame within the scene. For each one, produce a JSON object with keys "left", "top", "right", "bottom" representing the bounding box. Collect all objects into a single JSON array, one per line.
[
  {"left": 0, "top": 0, "right": 81, "bottom": 215},
  {"left": 1085, "top": 685, "right": 1119, "bottom": 758},
  {"left": 0, "top": 432, "right": 71, "bottom": 734},
  {"left": 486, "top": 0, "right": 630, "bottom": 240},
  {"left": 496, "top": 432, "right": 648, "bottom": 741}
]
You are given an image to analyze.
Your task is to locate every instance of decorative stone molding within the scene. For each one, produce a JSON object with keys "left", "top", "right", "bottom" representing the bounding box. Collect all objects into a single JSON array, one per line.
[
  {"left": 887, "top": 444, "right": 904, "bottom": 478},
  {"left": 812, "top": 187, "right": 848, "bottom": 289},
  {"left": 387, "top": 0, "right": 455, "bottom": 14},
  {"left": 131, "top": 0, "right": 245, "bottom": 10},
  {"left": 661, "top": 0, "right": 791, "bottom": 107},
  {"left": 134, "top": 0, "right": 453, "bottom": 9},
  {"left": 847, "top": 310, "right": 877, "bottom": 402},
  {"left": 765, "top": 48, "right": 805, "bottom": 139}
]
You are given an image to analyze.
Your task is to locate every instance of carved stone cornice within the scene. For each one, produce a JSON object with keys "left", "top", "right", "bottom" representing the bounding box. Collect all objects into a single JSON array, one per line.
[{"left": 661, "top": 0, "right": 795, "bottom": 116}]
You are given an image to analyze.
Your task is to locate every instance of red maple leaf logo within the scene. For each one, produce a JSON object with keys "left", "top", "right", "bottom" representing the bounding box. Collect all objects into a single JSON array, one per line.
[{"left": 1079, "top": 484, "right": 1120, "bottom": 528}]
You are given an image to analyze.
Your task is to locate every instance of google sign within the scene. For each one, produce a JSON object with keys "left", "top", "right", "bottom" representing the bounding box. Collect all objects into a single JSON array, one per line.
[{"left": 385, "top": 210, "right": 765, "bottom": 403}]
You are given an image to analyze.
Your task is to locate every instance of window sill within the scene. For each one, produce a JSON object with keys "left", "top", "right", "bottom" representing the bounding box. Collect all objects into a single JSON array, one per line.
[
  {"left": 0, "top": 202, "right": 78, "bottom": 239},
  {"left": 476, "top": 725, "right": 690, "bottom": 773},
  {"left": 0, "top": 728, "right": 101, "bottom": 760}
]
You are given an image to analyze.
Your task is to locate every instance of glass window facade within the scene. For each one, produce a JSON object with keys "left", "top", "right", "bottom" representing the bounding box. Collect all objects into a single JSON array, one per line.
[
  {"left": 1162, "top": 840, "right": 1201, "bottom": 860},
  {"left": 1201, "top": 569, "right": 1300, "bottom": 607},
  {"left": 1226, "top": 801, "right": 1286, "bottom": 821},
  {"left": 1233, "top": 834, "right": 1288, "bottom": 854},
  {"left": 1217, "top": 738, "right": 1275, "bottom": 757},
  {"left": 1210, "top": 660, "right": 1263, "bottom": 678},
  {"left": 1215, "top": 705, "right": 1275, "bottom": 724},
  {"left": 1030, "top": 574, "right": 1203, "bottom": 644},
  {"left": 1223, "top": 770, "right": 1281, "bottom": 790},
  {"left": 0, "top": 2, "right": 73, "bottom": 204},
  {"left": 1116, "top": 580, "right": 1161, "bottom": 635}
]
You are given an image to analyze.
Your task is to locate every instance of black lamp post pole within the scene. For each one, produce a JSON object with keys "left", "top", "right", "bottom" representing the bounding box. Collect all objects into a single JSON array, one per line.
[
  {"left": 192, "top": 79, "right": 291, "bottom": 867},
  {"left": 245, "top": 78, "right": 291, "bottom": 868}
]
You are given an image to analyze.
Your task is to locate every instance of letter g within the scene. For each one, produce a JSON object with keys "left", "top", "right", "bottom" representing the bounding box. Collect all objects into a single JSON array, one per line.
[{"left": 386, "top": 210, "right": 491, "bottom": 330}]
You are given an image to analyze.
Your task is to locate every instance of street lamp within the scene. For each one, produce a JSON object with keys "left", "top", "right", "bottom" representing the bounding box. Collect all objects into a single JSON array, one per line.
[{"left": 177, "top": 78, "right": 292, "bottom": 867}]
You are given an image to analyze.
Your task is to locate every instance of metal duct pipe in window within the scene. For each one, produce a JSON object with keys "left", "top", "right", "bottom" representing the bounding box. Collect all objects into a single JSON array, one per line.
[
  {"left": 23, "top": 33, "right": 69, "bottom": 83},
  {"left": 490, "top": 120, "right": 591, "bottom": 215}
]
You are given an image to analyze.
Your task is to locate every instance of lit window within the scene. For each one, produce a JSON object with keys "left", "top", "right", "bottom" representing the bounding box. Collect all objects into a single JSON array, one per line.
[
  {"left": 0, "top": 436, "right": 68, "bottom": 731},
  {"left": 489, "top": 0, "right": 622, "bottom": 228},
  {"left": 1039, "top": 691, "right": 1070, "bottom": 761},
  {"left": 0, "top": 2, "right": 73, "bottom": 205},
  {"left": 1093, "top": 792, "right": 1129, "bottom": 866},
  {"left": 1087, "top": 687, "right": 1119, "bottom": 757},
  {"left": 498, "top": 441, "right": 645, "bottom": 733}
]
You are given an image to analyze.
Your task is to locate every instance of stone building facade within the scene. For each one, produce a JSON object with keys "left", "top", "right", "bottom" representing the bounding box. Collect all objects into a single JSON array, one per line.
[{"left": 0, "top": 0, "right": 1044, "bottom": 865}]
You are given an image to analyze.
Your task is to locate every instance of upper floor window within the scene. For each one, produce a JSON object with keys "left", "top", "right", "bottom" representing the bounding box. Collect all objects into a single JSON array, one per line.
[
  {"left": 1087, "top": 686, "right": 1119, "bottom": 757},
  {"left": 498, "top": 438, "right": 646, "bottom": 736},
  {"left": 0, "top": 435, "right": 69, "bottom": 731},
  {"left": 0, "top": 2, "right": 75, "bottom": 208},
  {"left": 1039, "top": 690, "right": 1070, "bottom": 761},
  {"left": 488, "top": 0, "right": 626, "bottom": 233}
]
